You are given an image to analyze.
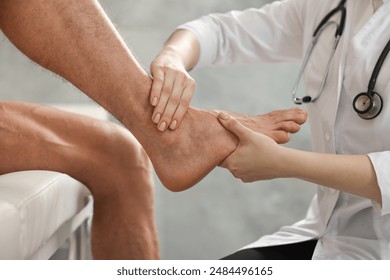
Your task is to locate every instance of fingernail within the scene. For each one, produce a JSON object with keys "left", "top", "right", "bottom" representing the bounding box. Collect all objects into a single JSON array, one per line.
[
  {"left": 151, "top": 97, "right": 158, "bottom": 106},
  {"left": 219, "top": 112, "right": 230, "bottom": 120},
  {"left": 158, "top": 121, "right": 167, "bottom": 131},
  {"left": 169, "top": 120, "right": 177, "bottom": 130},
  {"left": 153, "top": 113, "right": 161, "bottom": 124}
]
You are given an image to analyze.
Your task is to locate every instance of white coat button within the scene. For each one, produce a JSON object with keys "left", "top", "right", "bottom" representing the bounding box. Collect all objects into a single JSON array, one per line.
[{"left": 325, "top": 132, "right": 331, "bottom": 141}]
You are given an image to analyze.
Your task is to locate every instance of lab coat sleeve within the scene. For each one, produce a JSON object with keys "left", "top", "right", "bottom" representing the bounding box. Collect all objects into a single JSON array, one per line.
[
  {"left": 368, "top": 152, "right": 390, "bottom": 216},
  {"left": 177, "top": 0, "right": 307, "bottom": 68}
]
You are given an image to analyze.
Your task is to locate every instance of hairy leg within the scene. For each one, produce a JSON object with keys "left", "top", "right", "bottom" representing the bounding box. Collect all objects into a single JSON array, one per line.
[
  {"left": 0, "top": 0, "right": 306, "bottom": 191},
  {"left": 0, "top": 101, "right": 159, "bottom": 259}
]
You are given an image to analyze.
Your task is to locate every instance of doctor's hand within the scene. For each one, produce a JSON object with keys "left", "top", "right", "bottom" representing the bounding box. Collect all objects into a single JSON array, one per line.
[
  {"left": 218, "top": 112, "right": 288, "bottom": 183},
  {"left": 150, "top": 48, "right": 195, "bottom": 132}
]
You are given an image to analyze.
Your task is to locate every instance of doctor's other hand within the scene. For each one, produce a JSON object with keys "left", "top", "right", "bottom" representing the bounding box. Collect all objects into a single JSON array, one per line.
[
  {"left": 218, "top": 112, "right": 288, "bottom": 183},
  {"left": 150, "top": 48, "right": 195, "bottom": 132}
]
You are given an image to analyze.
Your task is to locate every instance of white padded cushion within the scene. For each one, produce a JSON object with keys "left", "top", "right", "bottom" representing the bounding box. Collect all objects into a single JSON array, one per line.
[{"left": 0, "top": 171, "right": 91, "bottom": 259}]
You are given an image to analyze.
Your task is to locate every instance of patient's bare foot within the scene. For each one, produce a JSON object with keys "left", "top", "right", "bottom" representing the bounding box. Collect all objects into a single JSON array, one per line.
[
  {"left": 121, "top": 101, "right": 235, "bottom": 191},
  {"left": 121, "top": 78, "right": 307, "bottom": 192},
  {"left": 144, "top": 108, "right": 237, "bottom": 191}
]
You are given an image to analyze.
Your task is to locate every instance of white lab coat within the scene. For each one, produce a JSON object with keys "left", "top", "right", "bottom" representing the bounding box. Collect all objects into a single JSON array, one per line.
[{"left": 180, "top": 0, "right": 390, "bottom": 259}]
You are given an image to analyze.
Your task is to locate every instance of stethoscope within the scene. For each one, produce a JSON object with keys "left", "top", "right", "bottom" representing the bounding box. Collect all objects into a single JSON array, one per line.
[{"left": 291, "top": 0, "right": 390, "bottom": 120}]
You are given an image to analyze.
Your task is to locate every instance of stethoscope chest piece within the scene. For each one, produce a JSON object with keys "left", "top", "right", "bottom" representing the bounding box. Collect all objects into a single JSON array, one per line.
[{"left": 353, "top": 92, "right": 383, "bottom": 120}]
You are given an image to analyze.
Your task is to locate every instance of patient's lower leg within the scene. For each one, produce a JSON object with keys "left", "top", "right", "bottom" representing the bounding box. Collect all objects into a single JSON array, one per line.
[{"left": 0, "top": 102, "right": 159, "bottom": 260}]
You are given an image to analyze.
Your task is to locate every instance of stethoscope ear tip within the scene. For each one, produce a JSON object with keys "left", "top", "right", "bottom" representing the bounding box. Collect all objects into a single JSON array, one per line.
[
  {"left": 302, "top": 96, "right": 312, "bottom": 103},
  {"left": 293, "top": 98, "right": 303, "bottom": 105}
]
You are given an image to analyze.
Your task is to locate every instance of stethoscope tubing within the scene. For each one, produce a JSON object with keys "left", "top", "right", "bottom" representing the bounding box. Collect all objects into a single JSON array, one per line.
[
  {"left": 368, "top": 39, "right": 390, "bottom": 94},
  {"left": 313, "top": 0, "right": 346, "bottom": 37},
  {"left": 292, "top": 0, "right": 346, "bottom": 105},
  {"left": 291, "top": 21, "right": 341, "bottom": 105}
]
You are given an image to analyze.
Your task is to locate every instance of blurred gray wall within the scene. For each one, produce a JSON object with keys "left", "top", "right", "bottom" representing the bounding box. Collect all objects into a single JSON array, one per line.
[{"left": 0, "top": 0, "right": 316, "bottom": 259}]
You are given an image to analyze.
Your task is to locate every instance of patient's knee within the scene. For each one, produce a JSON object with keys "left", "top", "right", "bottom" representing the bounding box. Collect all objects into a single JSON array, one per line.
[{"left": 96, "top": 123, "right": 151, "bottom": 171}]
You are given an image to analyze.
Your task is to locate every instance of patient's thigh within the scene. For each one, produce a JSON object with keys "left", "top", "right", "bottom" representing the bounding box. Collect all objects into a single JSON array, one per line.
[{"left": 0, "top": 100, "right": 140, "bottom": 176}]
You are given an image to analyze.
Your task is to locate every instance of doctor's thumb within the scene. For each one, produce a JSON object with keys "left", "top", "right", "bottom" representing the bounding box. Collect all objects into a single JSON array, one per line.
[{"left": 218, "top": 112, "right": 249, "bottom": 140}]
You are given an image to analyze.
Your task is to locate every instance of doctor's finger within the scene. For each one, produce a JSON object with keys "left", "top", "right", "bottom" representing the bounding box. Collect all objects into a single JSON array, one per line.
[
  {"left": 218, "top": 112, "right": 252, "bottom": 141},
  {"left": 152, "top": 71, "right": 175, "bottom": 125},
  {"left": 169, "top": 83, "right": 195, "bottom": 130},
  {"left": 150, "top": 68, "right": 165, "bottom": 107},
  {"left": 157, "top": 80, "right": 187, "bottom": 131}
]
